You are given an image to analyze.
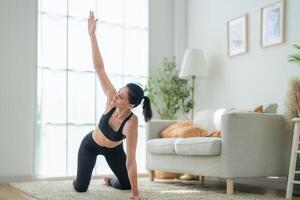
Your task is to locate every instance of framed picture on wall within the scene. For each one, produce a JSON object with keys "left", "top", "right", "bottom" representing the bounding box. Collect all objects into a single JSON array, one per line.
[
  {"left": 260, "top": 0, "right": 285, "bottom": 48},
  {"left": 227, "top": 14, "right": 248, "bottom": 57}
]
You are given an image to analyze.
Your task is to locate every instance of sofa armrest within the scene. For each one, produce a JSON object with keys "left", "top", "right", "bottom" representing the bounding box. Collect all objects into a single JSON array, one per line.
[
  {"left": 220, "top": 112, "right": 292, "bottom": 178},
  {"left": 145, "top": 119, "right": 178, "bottom": 140}
]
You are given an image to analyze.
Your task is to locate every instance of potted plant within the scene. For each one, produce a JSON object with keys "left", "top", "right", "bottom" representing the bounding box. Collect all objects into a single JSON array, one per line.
[
  {"left": 144, "top": 57, "right": 194, "bottom": 180},
  {"left": 145, "top": 57, "right": 193, "bottom": 120}
]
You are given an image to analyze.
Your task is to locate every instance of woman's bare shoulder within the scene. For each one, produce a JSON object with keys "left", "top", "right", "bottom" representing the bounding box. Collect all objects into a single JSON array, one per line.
[
  {"left": 125, "top": 114, "right": 138, "bottom": 128},
  {"left": 123, "top": 114, "right": 138, "bottom": 138}
]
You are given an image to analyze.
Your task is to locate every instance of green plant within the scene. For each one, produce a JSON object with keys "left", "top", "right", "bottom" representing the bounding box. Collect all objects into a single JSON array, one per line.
[
  {"left": 144, "top": 57, "right": 193, "bottom": 120},
  {"left": 288, "top": 44, "right": 300, "bottom": 65}
]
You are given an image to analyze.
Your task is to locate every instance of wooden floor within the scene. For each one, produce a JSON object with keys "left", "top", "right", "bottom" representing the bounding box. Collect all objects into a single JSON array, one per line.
[
  {"left": 1, "top": 176, "right": 300, "bottom": 200},
  {"left": 0, "top": 183, "right": 36, "bottom": 200}
]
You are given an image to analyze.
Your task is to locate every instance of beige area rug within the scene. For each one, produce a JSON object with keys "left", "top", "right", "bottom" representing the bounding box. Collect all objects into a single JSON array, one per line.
[{"left": 9, "top": 177, "right": 284, "bottom": 200}]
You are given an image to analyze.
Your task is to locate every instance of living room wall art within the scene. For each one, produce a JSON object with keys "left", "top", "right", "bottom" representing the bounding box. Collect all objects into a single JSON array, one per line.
[
  {"left": 260, "top": 0, "right": 285, "bottom": 48},
  {"left": 227, "top": 14, "right": 248, "bottom": 57}
]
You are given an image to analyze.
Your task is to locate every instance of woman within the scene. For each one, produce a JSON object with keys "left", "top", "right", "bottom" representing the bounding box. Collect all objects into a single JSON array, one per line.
[{"left": 72, "top": 11, "right": 152, "bottom": 200}]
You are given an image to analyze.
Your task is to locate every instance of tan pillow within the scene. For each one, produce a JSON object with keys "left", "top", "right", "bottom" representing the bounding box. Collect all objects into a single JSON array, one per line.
[
  {"left": 161, "top": 120, "right": 222, "bottom": 138},
  {"left": 168, "top": 125, "right": 206, "bottom": 138},
  {"left": 252, "top": 105, "right": 263, "bottom": 113},
  {"left": 203, "top": 130, "right": 222, "bottom": 137},
  {"left": 160, "top": 120, "right": 193, "bottom": 138}
]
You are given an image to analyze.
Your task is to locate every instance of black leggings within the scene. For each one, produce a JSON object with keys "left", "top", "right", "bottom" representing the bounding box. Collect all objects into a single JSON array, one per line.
[{"left": 73, "top": 131, "right": 131, "bottom": 192}]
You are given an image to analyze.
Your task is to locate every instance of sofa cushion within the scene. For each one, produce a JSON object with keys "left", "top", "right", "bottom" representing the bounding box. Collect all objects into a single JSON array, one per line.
[
  {"left": 175, "top": 137, "right": 222, "bottom": 156},
  {"left": 147, "top": 138, "right": 178, "bottom": 155}
]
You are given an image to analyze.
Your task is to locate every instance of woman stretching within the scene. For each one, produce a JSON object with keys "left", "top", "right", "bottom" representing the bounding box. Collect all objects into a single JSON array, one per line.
[{"left": 72, "top": 11, "right": 152, "bottom": 200}]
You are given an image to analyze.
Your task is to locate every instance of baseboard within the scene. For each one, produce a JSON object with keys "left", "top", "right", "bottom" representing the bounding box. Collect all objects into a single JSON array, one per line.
[{"left": 0, "top": 175, "right": 36, "bottom": 183}]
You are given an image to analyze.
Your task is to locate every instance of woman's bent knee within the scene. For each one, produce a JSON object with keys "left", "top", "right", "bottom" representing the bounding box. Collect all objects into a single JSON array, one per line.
[{"left": 73, "top": 180, "right": 88, "bottom": 192}]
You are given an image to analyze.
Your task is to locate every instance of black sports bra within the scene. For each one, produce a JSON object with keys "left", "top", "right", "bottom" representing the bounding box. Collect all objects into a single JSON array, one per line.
[{"left": 98, "top": 107, "right": 133, "bottom": 142}]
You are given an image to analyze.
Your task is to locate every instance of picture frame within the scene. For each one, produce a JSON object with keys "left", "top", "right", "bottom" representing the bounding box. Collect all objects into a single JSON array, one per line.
[
  {"left": 227, "top": 14, "right": 248, "bottom": 57},
  {"left": 260, "top": 0, "right": 285, "bottom": 48}
]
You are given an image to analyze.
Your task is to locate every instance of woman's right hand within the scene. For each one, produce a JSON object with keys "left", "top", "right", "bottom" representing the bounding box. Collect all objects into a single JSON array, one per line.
[{"left": 88, "top": 11, "right": 98, "bottom": 36}]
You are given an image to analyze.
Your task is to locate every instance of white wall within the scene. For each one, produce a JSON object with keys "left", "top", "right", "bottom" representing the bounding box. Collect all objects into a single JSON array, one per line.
[
  {"left": 149, "top": 0, "right": 171, "bottom": 119},
  {"left": 149, "top": 0, "right": 188, "bottom": 119},
  {"left": 0, "top": 0, "right": 37, "bottom": 182},
  {"left": 187, "top": 0, "right": 300, "bottom": 114},
  {"left": 149, "top": 0, "right": 174, "bottom": 74},
  {"left": 149, "top": 0, "right": 187, "bottom": 71}
]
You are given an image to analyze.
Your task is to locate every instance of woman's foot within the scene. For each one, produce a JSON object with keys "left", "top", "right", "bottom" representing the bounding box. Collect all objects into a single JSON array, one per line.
[{"left": 103, "top": 176, "right": 110, "bottom": 186}]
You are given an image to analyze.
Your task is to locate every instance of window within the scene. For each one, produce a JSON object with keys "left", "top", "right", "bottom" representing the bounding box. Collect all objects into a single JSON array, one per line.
[{"left": 36, "top": 0, "right": 149, "bottom": 177}]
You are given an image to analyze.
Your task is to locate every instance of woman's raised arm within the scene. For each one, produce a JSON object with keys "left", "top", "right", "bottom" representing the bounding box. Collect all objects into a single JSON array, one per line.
[{"left": 88, "top": 11, "right": 116, "bottom": 97}]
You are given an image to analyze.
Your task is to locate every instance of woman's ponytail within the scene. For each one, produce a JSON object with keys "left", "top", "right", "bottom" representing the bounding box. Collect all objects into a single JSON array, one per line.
[
  {"left": 126, "top": 82, "right": 153, "bottom": 122},
  {"left": 142, "top": 96, "right": 152, "bottom": 122}
]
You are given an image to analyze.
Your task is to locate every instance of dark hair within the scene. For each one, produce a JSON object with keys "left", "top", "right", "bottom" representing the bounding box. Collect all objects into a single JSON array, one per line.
[{"left": 126, "top": 83, "right": 153, "bottom": 122}]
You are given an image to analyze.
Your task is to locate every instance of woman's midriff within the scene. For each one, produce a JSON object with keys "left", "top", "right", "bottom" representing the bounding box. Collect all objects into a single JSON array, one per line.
[{"left": 92, "top": 127, "right": 122, "bottom": 148}]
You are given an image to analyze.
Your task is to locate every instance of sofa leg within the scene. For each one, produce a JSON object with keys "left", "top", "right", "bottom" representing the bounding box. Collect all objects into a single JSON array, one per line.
[
  {"left": 149, "top": 170, "right": 155, "bottom": 182},
  {"left": 200, "top": 176, "right": 205, "bottom": 183},
  {"left": 226, "top": 178, "right": 234, "bottom": 195}
]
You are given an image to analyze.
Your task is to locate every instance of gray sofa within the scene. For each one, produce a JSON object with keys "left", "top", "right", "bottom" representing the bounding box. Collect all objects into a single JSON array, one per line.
[{"left": 145, "top": 109, "right": 292, "bottom": 194}]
